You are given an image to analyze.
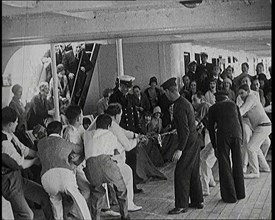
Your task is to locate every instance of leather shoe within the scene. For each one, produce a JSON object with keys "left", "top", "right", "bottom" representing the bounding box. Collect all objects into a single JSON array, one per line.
[
  {"left": 189, "top": 202, "right": 204, "bottom": 209},
  {"left": 121, "top": 215, "right": 131, "bottom": 220},
  {"left": 134, "top": 188, "right": 143, "bottom": 194},
  {"left": 259, "top": 168, "right": 271, "bottom": 173},
  {"left": 244, "top": 173, "right": 259, "bottom": 179},
  {"left": 128, "top": 205, "right": 142, "bottom": 212},
  {"left": 168, "top": 207, "right": 188, "bottom": 214},
  {"left": 101, "top": 209, "right": 120, "bottom": 217}
]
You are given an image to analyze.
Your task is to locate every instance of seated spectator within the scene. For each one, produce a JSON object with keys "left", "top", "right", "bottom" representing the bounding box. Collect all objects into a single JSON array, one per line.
[
  {"left": 148, "top": 106, "right": 163, "bottom": 134},
  {"left": 196, "top": 70, "right": 210, "bottom": 95},
  {"left": 211, "top": 65, "right": 223, "bottom": 91},
  {"left": 27, "top": 82, "right": 52, "bottom": 129},
  {"left": 185, "top": 61, "right": 197, "bottom": 81},
  {"left": 222, "top": 77, "right": 236, "bottom": 102},
  {"left": 188, "top": 80, "right": 198, "bottom": 102},
  {"left": 195, "top": 52, "right": 212, "bottom": 79},
  {"left": 256, "top": 62, "right": 265, "bottom": 76},
  {"left": 144, "top": 76, "right": 162, "bottom": 113},
  {"left": 179, "top": 75, "right": 191, "bottom": 99},
  {"left": 48, "top": 64, "right": 71, "bottom": 105},
  {"left": 96, "top": 88, "right": 113, "bottom": 115},
  {"left": 222, "top": 66, "right": 237, "bottom": 92},
  {"left": 233, "top": 62, "right": 251, "bottom": 93},
  {"left": 83, "top": 114, "right": 130, "bottom": 220},
  {"left": 251, "top": 76, "right": 266, "bottom": 107},
  {"left": 83, "top": 117, "right": 92, "bottom": 130},
  {"left": 132, "top": 85, "right": 150, "bottom": 120},
  {"left": 37, "top": 121, "right": 90, "bottom": 220},
  {"left": 204, "top": 78, "right": 217, "bottom": 105},
  {"left": 140, "top": 111, "right": 152, "bottom": 135},
  {"left": 9, "top": 84, "right": 30, "bottom": 146},
  {"left": 2, "top": 106, "right": 54, "bottom": 220},
  {"left": 221, "top": 65, "right": 234, "bottom": 80},
  {"left": 258, "top": 73, "right": 269, "bottom": 97}
]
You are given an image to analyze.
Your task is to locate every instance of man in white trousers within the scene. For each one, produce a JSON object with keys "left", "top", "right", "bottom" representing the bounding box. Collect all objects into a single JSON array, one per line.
[
  {"left": 238, "top": 84, "right": 271, "bottom": 179},
  {"left": 38, "top": 121, "right": 91, "bottom": 220},
  {"left": 191, "top": 92, "right": 217, "bottom": 196}
]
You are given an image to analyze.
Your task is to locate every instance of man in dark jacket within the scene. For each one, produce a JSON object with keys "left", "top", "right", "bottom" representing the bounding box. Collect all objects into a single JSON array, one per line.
[
  {"left": 161, "top": 77, "right": 203, "bottom": 214},
  {"left": 195, "top": 52, "right": 213, "bottom": 80},
  {"left": 109, "top": 75, "right": 142, "bottom": 193},
  {"left": 208, "top": 91, "right": 245, "bottom": 203},
  {"left": 62, "top": 42, "right": 93, "bottom": 104},
  {"left": 2, "top": 106, "right": 54, "bottom": 220}
]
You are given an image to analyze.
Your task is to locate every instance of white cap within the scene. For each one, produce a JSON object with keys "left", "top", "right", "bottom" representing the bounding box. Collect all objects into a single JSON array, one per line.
[
  {"left": 117, "top": 75, "right": 135, "bottom": 82},
  {"left": 118, "top": 75, "right": 135, "bottom": 87}
]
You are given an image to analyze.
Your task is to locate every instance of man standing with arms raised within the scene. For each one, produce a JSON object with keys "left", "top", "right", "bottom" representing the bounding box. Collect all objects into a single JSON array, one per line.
[{"left": 161, "top": 77, "right": 203, "bottom": 214}]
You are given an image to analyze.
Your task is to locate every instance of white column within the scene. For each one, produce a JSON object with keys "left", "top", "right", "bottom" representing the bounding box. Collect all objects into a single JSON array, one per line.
[
  {"left": 116, "top": 39, "right": 124, "bottom": 76},
  {"left": 50, "top": 44, "right": 60, "bottom": 121}
]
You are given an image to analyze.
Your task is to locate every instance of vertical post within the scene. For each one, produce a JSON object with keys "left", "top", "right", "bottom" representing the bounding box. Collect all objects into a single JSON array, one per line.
[
  {"left": 50, "top": 44, "right": 60, "bottom": 121},
  {"left": 116, "top": 39, "right": 124, "bottom": 76}
]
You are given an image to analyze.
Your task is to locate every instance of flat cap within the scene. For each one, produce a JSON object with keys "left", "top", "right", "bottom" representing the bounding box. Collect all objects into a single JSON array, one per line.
[
  {"left": 161, "top": 77, "right": 177, "bottom": 90},
  {"left": 214, "top": 90, "right": 229, "bottom": 97},
  {"left": 118, "top": 75, "right": 135, "bottom": 87}
]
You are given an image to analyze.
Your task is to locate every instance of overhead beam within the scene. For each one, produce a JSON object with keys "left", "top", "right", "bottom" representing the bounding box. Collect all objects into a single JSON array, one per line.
[{"left": 2, "top": 0, "right": 271, "bottom": 49}]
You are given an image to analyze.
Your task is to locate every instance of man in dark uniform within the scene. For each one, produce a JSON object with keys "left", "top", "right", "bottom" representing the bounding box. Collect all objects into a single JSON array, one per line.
[
  {"left": 109, "top": 75, "right": 143, "bottom": 193},
  {"left": 208, "top": 91, "right": 245, "bottom": 203},
  {"left": 62, "top": 42, "right": 93, "bottom": 104},
  {"left": 161, "top": 77, "right": 203, "bottom": 214}
]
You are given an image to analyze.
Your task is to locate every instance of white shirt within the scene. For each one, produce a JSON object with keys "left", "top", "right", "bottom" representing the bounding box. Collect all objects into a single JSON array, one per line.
[
  {"left": 239, "top": 93, "right": 271, "bottom": 129},
  {"left": 87, "top": 119, "right": 138, "bottom": 163},
  {"left": 63, "top": 124, "right": 85, "bottom": 149},
  {"left": 2, "top": 130, "right": 29, "bottom": 166},
  {"left": 84, "top": 129, "right": 119, "bottom": 159}
]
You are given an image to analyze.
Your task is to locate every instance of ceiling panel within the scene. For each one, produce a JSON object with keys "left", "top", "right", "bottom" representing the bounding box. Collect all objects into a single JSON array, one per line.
[{"left": 2, "top": 0, "right": 272, "bottom": 57}]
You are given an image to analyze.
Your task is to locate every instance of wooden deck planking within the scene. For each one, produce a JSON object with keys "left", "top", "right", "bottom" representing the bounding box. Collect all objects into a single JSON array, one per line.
[
  {"left": 225, "top": 179, "right": 255, "bottom": 219},
  {"left": 250, "top": 173, "right": 271, "bottom": 219},
  {"left": 33, "top": 150, "right": 271, "bottom": 220},
  {"left": 259, "top": 187, "right": 272, "bottom": 220},
  {"left": 238, "top": 172, "right": 270, "bottom": 219}
]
